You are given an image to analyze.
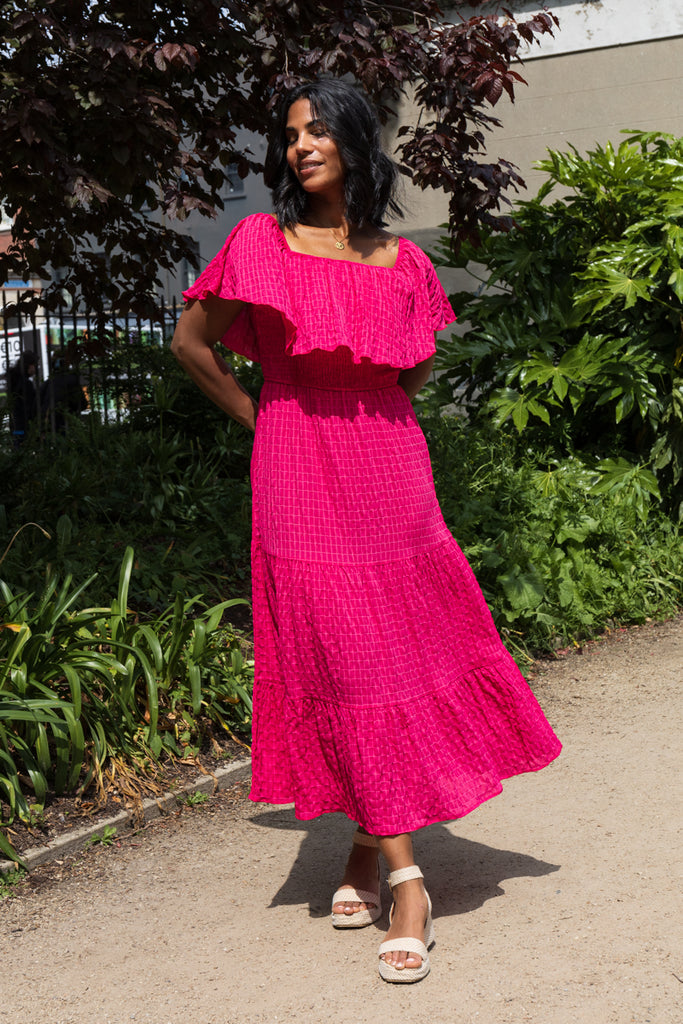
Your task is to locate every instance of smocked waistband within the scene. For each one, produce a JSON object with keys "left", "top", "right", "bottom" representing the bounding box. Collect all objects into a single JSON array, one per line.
[{"left": 262, "top": 377, "right": 398, "bottom": 392}]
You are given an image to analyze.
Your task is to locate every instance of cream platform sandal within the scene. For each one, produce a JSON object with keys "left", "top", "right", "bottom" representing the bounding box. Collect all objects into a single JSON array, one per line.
[
  {"left": 378, "top": 865, "right": 435, "bottom": 983},
  {"left": 331, "top": 830, "right": 381, "bottom": 929}
]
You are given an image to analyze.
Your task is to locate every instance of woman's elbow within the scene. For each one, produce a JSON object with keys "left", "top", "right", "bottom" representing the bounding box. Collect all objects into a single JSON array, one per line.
[{"left": 170, "top": 327, "right": 189, "bottom": 363}]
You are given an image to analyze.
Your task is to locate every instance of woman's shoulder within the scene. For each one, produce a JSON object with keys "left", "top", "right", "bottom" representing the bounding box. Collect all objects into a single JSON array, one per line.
[
  {"left": 230, "top": 211, "right": 280, "bottom": 241},
  {"left": 391, "top": 236, "right": 443, "bottom": 288},
  {"left": 239, "top": 210, "right": 278, "bottom": 227},
  {"left": 217, "top": 212, "right": 284, "bottom": 264},
  {"left": 397, "top": 234, "right": 436, "bottom": 266}
]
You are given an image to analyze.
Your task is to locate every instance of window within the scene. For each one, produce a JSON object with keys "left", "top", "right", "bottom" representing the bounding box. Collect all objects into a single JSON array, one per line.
[{"left": 181, "top": 239, "right": 201, "bottom": 292}]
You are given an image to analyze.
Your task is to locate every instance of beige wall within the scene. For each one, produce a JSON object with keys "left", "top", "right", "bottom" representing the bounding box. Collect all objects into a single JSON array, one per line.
[
  {"left": 395, "top": 35, "right": 683, "bottom": 252},
  {"left": 492, "top": 35, "right": 683, "bottom": 196}
]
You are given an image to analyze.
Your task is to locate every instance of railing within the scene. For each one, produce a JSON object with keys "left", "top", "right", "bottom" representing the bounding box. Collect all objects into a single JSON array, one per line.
[{"left": 1, "top": 292, "right": 182, "bottom": 444}]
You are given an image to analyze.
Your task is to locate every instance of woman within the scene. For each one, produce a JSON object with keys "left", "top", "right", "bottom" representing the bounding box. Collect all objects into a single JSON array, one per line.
[
  {"left": 7, "top": 349, "right": 38, "bottom": 447},
  {"left": 171, "top": 79, "right": 561, "bottom": 983}
]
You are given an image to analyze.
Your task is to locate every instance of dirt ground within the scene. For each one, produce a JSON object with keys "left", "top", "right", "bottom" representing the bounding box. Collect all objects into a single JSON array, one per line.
[{"left": 1, "top": 616, "right": 681, "bottom": 1024}]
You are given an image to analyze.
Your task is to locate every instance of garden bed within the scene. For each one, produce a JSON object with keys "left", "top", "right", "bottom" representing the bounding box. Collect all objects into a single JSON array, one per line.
[{"left": 2, "top": 729, "right": 248, "bottom": 860}]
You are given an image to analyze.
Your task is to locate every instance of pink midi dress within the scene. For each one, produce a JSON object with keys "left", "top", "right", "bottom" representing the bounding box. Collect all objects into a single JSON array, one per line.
[{"left": 184, "top": 212, "right": 561, "bottom": 835}]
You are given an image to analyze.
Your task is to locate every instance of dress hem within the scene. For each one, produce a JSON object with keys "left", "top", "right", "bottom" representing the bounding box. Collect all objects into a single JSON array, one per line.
[{"left": 248, "top": 742, "right": 561, "bottom": 835}]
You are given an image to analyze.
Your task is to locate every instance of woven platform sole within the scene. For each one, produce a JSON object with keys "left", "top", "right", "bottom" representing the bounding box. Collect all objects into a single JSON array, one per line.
[{"left": 331, "top": 829, "right": 381, "bottom": 929}]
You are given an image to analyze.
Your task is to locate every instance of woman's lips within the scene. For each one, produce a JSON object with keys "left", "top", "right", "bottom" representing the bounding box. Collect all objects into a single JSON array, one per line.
[{"left": 298, "top": 162, "right": 321, "bottom": 177}]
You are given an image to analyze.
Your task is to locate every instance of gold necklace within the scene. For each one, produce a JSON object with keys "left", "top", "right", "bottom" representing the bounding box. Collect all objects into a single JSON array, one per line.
[
  {"left": 329, "top": 227, "right": 349, "bottom": 250},
  {"left": 325, "top": 226, "right": 348, "bottom": 249},
  {"left": 307, "top": 220, "right": 350, "bottom": 249}
]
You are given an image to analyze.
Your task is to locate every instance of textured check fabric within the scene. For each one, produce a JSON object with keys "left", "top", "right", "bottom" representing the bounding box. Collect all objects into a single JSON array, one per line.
[{"left": 184, "top": 214, "right": 561, "bottom": 835}]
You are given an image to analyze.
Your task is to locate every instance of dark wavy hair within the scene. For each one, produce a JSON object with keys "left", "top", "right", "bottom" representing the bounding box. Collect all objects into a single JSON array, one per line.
[{"left": 264, "top": 79, "right": 403, "bottom": 229}]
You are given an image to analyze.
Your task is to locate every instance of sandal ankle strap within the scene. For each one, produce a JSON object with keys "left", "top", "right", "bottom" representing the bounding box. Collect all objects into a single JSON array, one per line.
[
  {"left": 388, "top": 865, "right": 424, "bottom": 889},
  {"left": 353, "top": 829, "right": 379, "bottom": 849}
]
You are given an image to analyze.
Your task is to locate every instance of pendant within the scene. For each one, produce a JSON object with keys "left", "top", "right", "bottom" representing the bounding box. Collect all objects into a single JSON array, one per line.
[{"left": 335, "top": 240, "right": 345, "bottom": 250}]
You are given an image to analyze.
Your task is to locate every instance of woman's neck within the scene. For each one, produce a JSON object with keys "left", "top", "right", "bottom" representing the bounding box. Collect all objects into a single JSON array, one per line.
[{"left": 303, "top": 195, "right": 349, "bottom": 232}]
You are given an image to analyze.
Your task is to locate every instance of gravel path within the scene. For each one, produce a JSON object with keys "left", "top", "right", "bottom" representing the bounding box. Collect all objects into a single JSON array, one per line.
[{"left": 1, "top": 616, "right": 681, "bottom": 1024}]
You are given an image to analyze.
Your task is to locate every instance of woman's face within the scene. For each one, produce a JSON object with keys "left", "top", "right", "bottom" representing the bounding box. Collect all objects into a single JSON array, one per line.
[{"left": 285, "top": 98, "right": 345, "bottom": 197}]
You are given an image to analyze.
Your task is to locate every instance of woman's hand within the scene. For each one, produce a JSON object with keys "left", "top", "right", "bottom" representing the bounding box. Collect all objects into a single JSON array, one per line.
[
  {"left": 398, "top": 355, "right": 435, "bottom": 400},
  {"left": 171, "top": 294, "right": 258, "bottom": 431}
]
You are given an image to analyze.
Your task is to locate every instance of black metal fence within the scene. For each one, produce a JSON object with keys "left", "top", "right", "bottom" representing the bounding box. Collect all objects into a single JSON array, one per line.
[{"left": 1, "top": 292, "right": 182, "bottom": 445}]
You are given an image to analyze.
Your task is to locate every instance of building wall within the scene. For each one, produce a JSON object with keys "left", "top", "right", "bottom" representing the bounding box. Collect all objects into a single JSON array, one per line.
[
  {"left": 396, "top": 33, "right": 683, "bottom": 252},
  {"left": 159, "top": 133, "right": 272, "bottom": 304},
  {"left": 1, "top": 207, "right": 43, "bottom": 315},
  {"left": 490, "top": 35, "right": 683, "bottom": 195}
]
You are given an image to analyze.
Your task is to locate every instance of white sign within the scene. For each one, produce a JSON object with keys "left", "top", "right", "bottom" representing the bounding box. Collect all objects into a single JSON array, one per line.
[{"left": 0, "top": 326, "right": 49, "bottom": 383}]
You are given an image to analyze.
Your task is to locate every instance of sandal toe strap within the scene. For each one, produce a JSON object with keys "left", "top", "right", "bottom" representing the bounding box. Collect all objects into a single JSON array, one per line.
[
  {"left": 332, "top": 885, "right": 379, "bottom": 906},
  {"left": 378, "top": 937, "right": 428, "bottom": 959}
]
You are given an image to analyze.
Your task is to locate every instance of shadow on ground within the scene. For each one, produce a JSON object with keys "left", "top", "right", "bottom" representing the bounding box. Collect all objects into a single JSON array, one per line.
[{"left": 249, "top": 807, "right": 561, "bottom": 922}]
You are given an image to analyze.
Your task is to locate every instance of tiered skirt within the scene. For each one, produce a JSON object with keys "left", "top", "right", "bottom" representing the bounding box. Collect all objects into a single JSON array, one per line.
[{"left": 247, "top": 378, "right": 561, "bottom": 834}]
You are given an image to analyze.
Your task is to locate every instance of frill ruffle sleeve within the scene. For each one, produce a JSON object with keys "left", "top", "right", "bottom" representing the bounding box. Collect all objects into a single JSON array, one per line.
[
  {"left": 182, "top": 214, "right": 297, "bottom": 362},
  {"left": 183, "top": 213, "right": 456, "bottom": 369}
]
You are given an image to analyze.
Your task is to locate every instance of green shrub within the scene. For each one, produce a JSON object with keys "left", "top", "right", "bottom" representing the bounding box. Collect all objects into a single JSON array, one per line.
[
  {"left": 422, "top": 415, "right": 683, "bottom": 654},
  {"left": 431, "top": 130, "right": 683, "bottom": 516},
  {"left": 0, "top": 345, "right": 259, "bottom": 608}
]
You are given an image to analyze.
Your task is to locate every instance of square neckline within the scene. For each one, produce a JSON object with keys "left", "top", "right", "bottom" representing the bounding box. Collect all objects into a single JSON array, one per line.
[{"left": 268, "top": 214, "right": 404, "bottom": 271}]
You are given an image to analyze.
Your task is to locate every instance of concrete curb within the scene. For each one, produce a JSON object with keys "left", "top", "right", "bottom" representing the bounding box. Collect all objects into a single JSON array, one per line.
[{"left": 0, "top": 757, "right": 251, "bottom": 875}]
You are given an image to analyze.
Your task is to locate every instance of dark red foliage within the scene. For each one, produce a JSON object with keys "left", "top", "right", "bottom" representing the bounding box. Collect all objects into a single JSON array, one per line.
[{"left": 0, "top": 1, "right": 557, "bottom": 314}]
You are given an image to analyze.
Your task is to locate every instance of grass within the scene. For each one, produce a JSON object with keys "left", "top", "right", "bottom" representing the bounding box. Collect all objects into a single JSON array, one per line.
[{"left": 0, "top": 866, "right": 27, "bottom": 897}]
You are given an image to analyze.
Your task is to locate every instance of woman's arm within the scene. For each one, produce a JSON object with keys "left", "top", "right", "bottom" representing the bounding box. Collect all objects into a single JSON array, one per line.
[
  {"left": 171, "top": 294, "right": 258, "bottom": 432},
  {"left": 397, "top": 355, "right": 435, "bottom": 400}
]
